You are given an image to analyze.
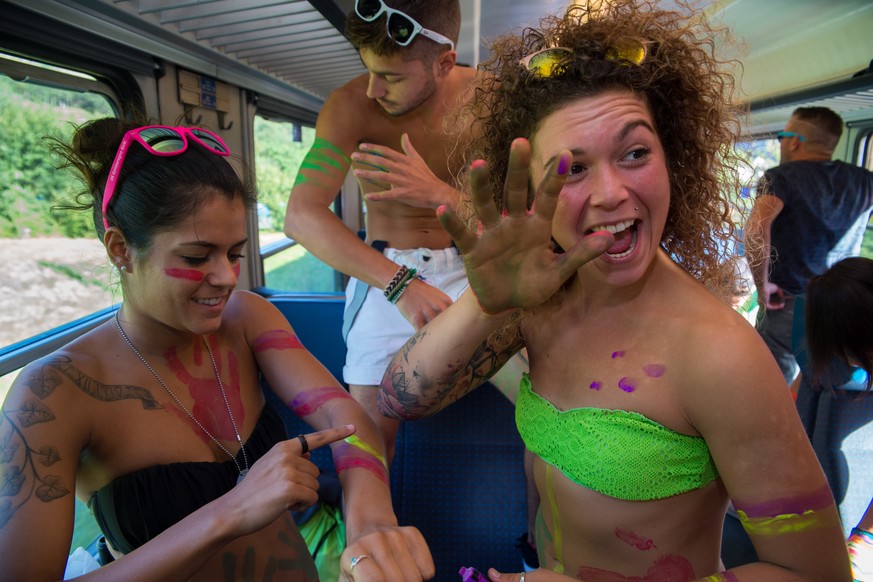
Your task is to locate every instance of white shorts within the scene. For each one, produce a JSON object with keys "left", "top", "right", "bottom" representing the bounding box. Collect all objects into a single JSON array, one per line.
[{"left": 343, "top": 246, "right": 467, "bottom": 386}]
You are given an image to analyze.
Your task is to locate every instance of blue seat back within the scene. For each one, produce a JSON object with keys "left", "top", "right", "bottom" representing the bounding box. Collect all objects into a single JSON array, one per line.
[
  {"left": 260, "top": 292, "right": 528, "bottom": 580},
  {"left": 391, "top": 382, "right": 527, "bottom": 577}
]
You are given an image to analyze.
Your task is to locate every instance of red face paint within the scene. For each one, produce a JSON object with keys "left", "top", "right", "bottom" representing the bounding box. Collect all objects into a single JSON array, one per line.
[
  {"left": 164, "top": 268, "right": 204, "bottom": 281},
  {"left": 253, "top": 329, "right": 304, "bottom": 353},
  {"left": 232, "top": 263, "right": 241, "bottom": 278},
  {"left": 288, "top": 386, "right": 354, "bottom": 417}
]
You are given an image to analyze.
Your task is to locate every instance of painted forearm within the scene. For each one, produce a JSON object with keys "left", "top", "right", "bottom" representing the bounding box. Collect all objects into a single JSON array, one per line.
[{"left": 287, "top": 385, "right": 355, "bottom": 419}]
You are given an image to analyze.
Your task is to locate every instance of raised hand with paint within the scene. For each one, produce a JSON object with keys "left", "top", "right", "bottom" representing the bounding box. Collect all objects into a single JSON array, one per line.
[
  {"left": 379, "top": 1, "right": 850, "bottom": 580},
  {"left": 0, "top": 118, "right": 433, "bottom": 581}
]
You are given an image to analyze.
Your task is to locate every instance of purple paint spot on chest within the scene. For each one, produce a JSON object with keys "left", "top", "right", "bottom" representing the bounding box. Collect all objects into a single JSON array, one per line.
[
  {"left": 618, "top": 377, "right": 636, "bottom": 393},
  {"left": 643, "top": 364, "right": 666, "bottom": 378},
  {"left": 611, "top": 350, "right": 625, "bottom": 359},
  {"left": 589, "top": 381, "right": 602, "bottom": 391}
]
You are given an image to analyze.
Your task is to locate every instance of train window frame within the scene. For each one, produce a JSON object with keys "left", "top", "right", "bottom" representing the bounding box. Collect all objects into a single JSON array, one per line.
[
  {"left": 0, "top": 51, "right": 123, "bottom": 559},
  {"left": 252, "top": 113, "right": 344, "bottom": 293},
  {"left": 1, "top": 54, "right": 120, "bottom": 355},
  {"left": 852, "top": 124, "right": 873, "bottom": 258}
]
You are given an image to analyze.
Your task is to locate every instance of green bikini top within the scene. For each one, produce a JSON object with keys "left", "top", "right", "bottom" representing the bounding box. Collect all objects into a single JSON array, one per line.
[{"left": 516, "top": 374, "right": 718, "bottom": 501}]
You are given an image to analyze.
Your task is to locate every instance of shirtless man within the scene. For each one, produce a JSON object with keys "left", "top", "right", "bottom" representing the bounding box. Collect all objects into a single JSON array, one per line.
[{"left": 284, "top": 0, "right": 474, "bottom": 463}]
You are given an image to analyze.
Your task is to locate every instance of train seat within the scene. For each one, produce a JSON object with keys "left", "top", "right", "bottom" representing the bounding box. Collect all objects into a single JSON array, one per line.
[{"left": 260, "top": 291, "right": 528, "bottom": 580}]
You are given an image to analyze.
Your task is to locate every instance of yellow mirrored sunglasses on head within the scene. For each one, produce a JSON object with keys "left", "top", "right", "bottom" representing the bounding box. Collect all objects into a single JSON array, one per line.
[{"left": 520, "top": 40, "right": 649, "bottom": 78}]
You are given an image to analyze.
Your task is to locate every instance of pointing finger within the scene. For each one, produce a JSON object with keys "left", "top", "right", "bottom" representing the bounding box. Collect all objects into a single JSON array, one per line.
[{"left": 297, "top": 424, "right": 356, "bottom": 454}]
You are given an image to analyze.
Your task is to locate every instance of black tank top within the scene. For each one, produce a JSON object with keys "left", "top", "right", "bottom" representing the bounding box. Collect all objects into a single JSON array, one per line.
[{"left": 88, "top": 405, "right": 286, "bottom": 554}]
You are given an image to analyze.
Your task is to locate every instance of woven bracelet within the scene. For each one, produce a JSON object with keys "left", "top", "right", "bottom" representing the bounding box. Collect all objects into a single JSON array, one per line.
[
  {"left": 388, "top": 281, "right": 410, "bottom": 304},
  {"left": 383, "top": 265, "right": 410, "bottom": 299},
  {"left": 387, "top": 268, "right": 417, "bottom": 303}
]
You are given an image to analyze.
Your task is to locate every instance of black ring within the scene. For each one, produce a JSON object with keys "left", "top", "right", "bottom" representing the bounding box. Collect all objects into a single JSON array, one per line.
[{"left": 297, "top": 434, "right": 309, "bottom": 454}]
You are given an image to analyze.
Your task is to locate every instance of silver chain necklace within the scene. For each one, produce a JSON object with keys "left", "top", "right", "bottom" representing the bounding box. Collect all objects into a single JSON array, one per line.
[{"left": 114, "top": 310, "right": 250, "bottom": 484}]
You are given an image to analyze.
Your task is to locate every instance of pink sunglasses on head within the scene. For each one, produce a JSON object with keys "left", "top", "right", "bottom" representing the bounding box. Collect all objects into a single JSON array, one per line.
[{"left": 101, "top": 125, "right": 230, "bottom": 229}]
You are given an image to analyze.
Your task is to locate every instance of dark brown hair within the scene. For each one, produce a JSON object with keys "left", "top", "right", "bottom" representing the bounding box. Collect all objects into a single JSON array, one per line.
[
  {"left": 49, "top": 117, "right": 255, "bottom": 254},
  {"left": 806, "top": 257, "right": 873, "bottom": 391}
]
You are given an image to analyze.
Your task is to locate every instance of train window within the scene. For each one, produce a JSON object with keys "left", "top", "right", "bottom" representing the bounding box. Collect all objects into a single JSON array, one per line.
[
  {"left": 253, "top": 115, "right": 341, "bottom": 292},
  {"left": 0, "top": 54, "right": 116, "bottom": 355},
  {"left": 1, "top": 53, "right": 114, "bottom": 554},
  {"left": 735, "top": 135, "right": 781, "bottom": 195},
  {"left": 859, "top": 128, "right": 873, "bottom": 258}
]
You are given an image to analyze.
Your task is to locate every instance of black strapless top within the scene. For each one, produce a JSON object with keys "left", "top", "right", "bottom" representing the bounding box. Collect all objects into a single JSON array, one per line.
[{"left": 88, "top": 405, "right": 286, "bottom": 554}]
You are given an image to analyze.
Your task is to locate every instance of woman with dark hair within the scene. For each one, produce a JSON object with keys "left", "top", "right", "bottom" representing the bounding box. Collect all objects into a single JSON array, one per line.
[
  {"left": 806, "top": 256, "right": 873, "bottom": 579},
  {"left": 806, "top": 257, "right": 873, "bottom": 391},
  {"left": 378, "top": 0, "right": 850, "bottom": 579},
  {"left": 0, "top": 119, "right": 433, "bottom": 581}
]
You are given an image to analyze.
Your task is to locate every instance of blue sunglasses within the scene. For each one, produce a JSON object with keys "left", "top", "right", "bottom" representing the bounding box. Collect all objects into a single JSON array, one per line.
[{"left": 776, "top": 131, "right": 805, "bottom": 142}]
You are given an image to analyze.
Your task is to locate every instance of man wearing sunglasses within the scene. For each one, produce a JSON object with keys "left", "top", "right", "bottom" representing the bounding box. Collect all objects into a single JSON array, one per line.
[
  {"left": 284, "top": 0, "right": 476, "bottom": 466},
  {"left": 747, "top": 106, "right": 873, "bottom": 386}
]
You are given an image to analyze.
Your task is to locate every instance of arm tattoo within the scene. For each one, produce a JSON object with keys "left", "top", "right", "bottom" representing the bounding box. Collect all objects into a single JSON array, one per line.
[
  {"left": 28, "top": 356, "right": 162, "bottom": 409},
  {"left": 1, "top": 401, "right": 68, "bottom": 528},
  {"left": 379, "top": 328, "right": 523, "bottom": 419},
  {"left": 0, "top": 355, "right": 163, "bottom": 529}
]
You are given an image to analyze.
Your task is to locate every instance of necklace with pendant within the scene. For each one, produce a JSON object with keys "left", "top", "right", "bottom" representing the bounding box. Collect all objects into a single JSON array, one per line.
[{"left": 114, "top": 310, "right": 250, "bottom": 484}]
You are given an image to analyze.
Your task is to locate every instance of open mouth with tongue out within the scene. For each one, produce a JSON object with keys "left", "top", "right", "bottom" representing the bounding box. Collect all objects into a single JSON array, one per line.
[{"left": 587, "top": 219, "right": 639, "bottom": 260}]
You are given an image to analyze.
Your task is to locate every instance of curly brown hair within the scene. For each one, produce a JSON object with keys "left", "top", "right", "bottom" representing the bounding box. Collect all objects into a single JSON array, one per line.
[{"left": 460, "top": 0, "right": 747, "bottom": 300}]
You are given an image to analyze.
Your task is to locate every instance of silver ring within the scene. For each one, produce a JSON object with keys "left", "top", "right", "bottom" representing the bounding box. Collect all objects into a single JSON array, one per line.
[
  {"left": 520, "top": 573, "right": 525, "bottom": 582},
  {"left": 350, "top": 554, "right": 369, "bottom": 570},
  {"left": 296, "top": 434, "right": 309, "bottom": 454}
]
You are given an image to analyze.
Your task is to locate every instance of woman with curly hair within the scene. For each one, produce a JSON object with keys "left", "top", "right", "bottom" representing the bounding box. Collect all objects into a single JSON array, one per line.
[{"left": 378, "top": 0, "right": 850, "bottom": 579}]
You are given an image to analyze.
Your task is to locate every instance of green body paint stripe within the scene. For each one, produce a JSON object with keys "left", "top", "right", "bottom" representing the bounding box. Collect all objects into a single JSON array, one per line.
[
  {"left": 292, "top": 137, "right": 350, "bottom": 188},
  {"left": 307, "top": 149, "right": 346, "bottom": 170},
  {"left": 312, "top": 137, "right": 350, "bottom": 163}
]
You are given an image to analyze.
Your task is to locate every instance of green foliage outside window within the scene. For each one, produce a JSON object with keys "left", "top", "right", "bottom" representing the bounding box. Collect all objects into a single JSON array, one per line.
[{"left": 0, "top": 76, "right": 114, "bottom": 238}]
